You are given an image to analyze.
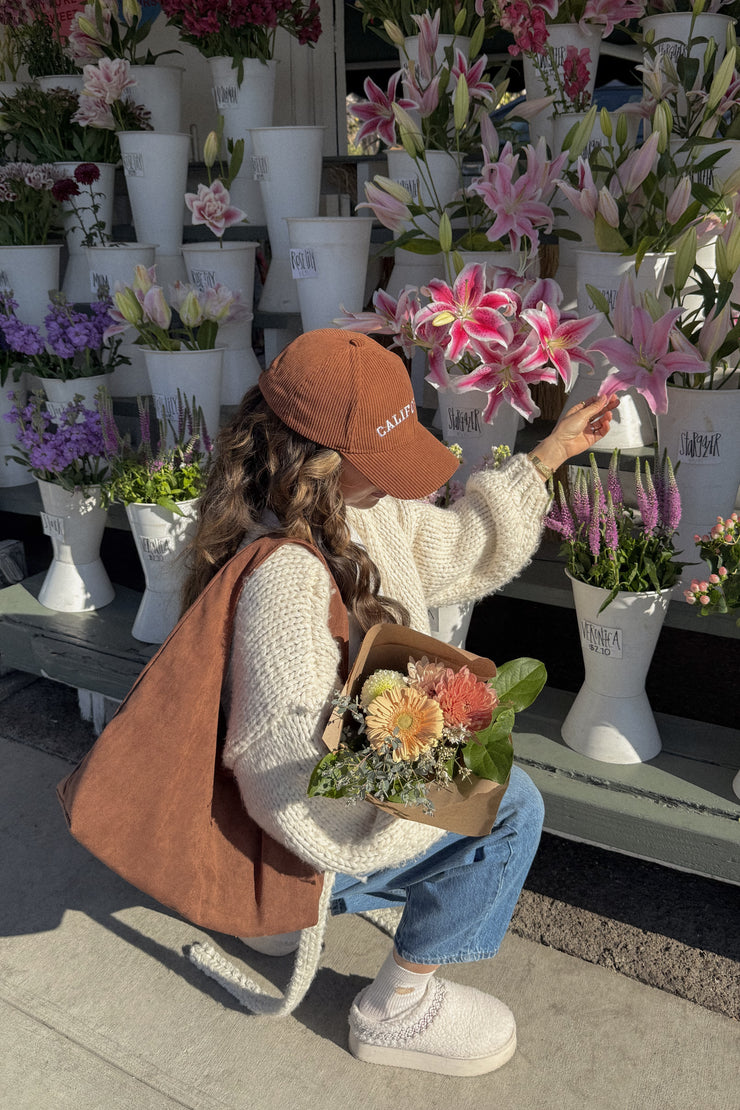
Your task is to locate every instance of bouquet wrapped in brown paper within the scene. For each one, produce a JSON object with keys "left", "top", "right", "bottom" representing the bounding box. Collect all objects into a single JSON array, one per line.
[{"left": 308, "top": 624, "right": 546, "bottom": 837}]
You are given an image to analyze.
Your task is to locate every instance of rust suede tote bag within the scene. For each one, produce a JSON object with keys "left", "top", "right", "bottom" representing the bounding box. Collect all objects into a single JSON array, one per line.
[{"left": 57, "top": 536, "right": 349, "bottom": 937}]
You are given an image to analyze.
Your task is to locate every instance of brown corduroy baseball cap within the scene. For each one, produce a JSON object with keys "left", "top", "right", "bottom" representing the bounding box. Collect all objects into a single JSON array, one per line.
[{"left": 258, "top": 329, "right": 459, "bottom": 500}]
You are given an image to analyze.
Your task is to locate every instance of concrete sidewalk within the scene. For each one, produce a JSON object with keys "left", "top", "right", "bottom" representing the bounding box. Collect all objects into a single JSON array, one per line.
[{"left": 1, "top": 732, "right": 738, "bottom": 1110}]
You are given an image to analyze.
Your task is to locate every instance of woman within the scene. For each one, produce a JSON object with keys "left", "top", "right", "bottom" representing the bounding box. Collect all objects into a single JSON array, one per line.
[{"left": 183, "top": 329, "right": 617, "bottom": 1076}]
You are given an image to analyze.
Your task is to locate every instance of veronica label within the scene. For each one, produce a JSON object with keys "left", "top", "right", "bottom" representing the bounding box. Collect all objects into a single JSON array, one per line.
[
  {"left": 445, "top": 406, "right": 483, "bottom": 437},
  {"left": 152, "top": 393, "right": 180, "bottom": 419},
  {"left": 251, "top": 155, "right": 269, "bottom": 181},
  {"left": 290, "top": 247, "right": 318, "bottom": 279},
  {"left": 141, "top": 536, "right": 173, "bottom": 562},
  {"left": 213, "top": 83, "right": 239, "bottom": 109},
  {"left": 580, "top": 619, "right": 623, "bottom": 658},
  {"left": 122, "top": 151, "right": 145, "bottom": 178},
  {"left": 40, "top": 512, "right": 66, "bottom": 541},
  {"left": 678, "top": 429, "right": 723, "bottom": 463},
  {"left": 394, "top": 176, "right": 419, "bottom": 200},
  {"left": 189, "top": 268, "right": 217, "bottom": 291},
  {"left": 0, "top": 270, "right": 10, "bottom": 289}
]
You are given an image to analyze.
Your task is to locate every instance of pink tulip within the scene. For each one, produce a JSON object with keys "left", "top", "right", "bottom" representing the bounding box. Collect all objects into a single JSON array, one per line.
[{"left": 184, "top": 180, "right": 247, "bottom": 237}]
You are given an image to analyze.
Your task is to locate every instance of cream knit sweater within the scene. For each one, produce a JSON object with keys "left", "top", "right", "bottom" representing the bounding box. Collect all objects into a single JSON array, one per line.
[{"left": 222, "top": 454, "right": 549, "bottom": 879}]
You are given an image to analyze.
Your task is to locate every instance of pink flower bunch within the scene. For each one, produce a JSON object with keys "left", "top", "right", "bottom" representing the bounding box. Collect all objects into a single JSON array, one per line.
[
  {"left": 336, "top": 262, "right": 598, "bottom": 422},
  {"left": 159, "top": 0, "right": 322, "bottom": 67},
  {"left": 685, "top": 513, "right": 740, "bottom": 620},
  {"left": 563, "top": 45, "right": 591, "bottom": 104},
  {"left": 73, "top": 57, "right": 151, "bottom": 131}
]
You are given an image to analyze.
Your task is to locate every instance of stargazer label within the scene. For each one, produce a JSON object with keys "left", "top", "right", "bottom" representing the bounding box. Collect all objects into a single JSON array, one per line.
[{"left": 376, "top": 401, "right": 415, "bottom": 437}]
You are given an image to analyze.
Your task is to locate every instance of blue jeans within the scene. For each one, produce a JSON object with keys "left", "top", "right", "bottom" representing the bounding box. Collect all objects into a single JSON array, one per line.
[{"left": 330, "top": 766, "right": 544, "bottom": 965}]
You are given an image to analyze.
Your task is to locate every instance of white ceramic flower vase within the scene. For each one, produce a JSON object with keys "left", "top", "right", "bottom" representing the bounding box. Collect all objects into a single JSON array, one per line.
[
  {"left": 523, "top": 24, "right": 603, "bottom": 149},
  {"left": 40, "top": 374, "right": 110, "bottom": 421},
  {"left": 126, "top": 64, "right": 183, "bottom": 132},
  {"left": 143, "top": 347, "right": 224, "bottom": 449},
  {"left": 0, "top": 244, "right": 61, "bottom": 328},
  {"left": 656, "top": 384, "right": 740, "bottom": 585},
  {"left": 427, "top": 600, "right": 475, "bottom": 650},
  {"left": 117, "top": 131, "right": 190, "bottom": 283},
  {"left": 53, "top": 161, "right": 116, "bottom": 304},
  {"left": 434, "top": 375, "right": 520, "bottom": 482},
  {"left": 387, "top": 145, "right": 463, "bottom": 229},
  {"left": 36, "top": 479, "right": 114, "bottom": 612},
  {"left": 250, "top": 126, "right": 325, "bottom": 314},
  {"left": 36, "top": 75, "right": 84, "bottom": 93},
  {"left": 86, "top": 242, "right": 157, "bottom": 397},
  {"left": 125, "top": 499, "right": 199, "bottom": 643},
  {"left": 0, "top": 372, "right": 34, "bottom": 487},
  {"left": 208, "top": 56, "right": 277, "bottom": 227},
  {"left": 561, "top": 573, "right": 672, "bottom": 764},
  {"left": 181, "top": 241, "right": 261, "bottom": 403},
  {"left": 569, "top": 248, "right": 673, "bottom": 448},
  {"left": 385, "top": 249, "right": 446, "bottom": 300},
  {"left": 456, "top": 248, "right": 538, "bottom": 283},
  {"left": 285, "top": 216, "right": 372, "bottom": 333}
]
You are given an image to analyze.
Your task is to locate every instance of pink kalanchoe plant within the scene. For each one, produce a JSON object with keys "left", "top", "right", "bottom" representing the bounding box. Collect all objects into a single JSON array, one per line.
[{"left": 336, "top": 262, "right": 599, "bottom": 422}]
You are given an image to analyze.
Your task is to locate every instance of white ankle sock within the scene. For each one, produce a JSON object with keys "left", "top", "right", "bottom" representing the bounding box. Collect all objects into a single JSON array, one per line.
[{"left": 358, "top": 949, "right": 437, "bottom": 1022}]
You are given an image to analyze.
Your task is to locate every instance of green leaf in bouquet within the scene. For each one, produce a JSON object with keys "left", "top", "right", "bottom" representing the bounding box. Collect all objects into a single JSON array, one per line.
[
  {"left": 307, "top": 750, "right": 354, "bottom": 799},
  {"left": 488, "top": 658, "right": 547, "bottom": 713},
  {"left": 593, "top": 212, "right": 629, "bottom": 253},
  {"left": 462, "top": 708, "right": 515, "bottom": 783}
]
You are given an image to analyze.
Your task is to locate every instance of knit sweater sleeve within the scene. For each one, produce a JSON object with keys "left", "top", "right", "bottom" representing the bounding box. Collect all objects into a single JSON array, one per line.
[
  {"left": 222, "top": 544, "right": 447, "bottom": 876},
  {"left": 393, "top": 453, "right": 550, "bottom": 608}
]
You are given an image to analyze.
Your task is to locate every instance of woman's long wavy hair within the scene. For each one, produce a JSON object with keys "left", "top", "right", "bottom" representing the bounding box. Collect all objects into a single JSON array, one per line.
[{"left": 181, "top": 387, "right": 410, "bottom": 630}]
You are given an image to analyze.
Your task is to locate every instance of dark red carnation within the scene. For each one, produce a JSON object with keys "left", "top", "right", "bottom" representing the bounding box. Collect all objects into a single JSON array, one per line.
[
  {"left": 51, "top": 178, "right": 80, "bottom": 202},
  {"left": 74, "top": 163, "right": 101, "bottom": 186}
]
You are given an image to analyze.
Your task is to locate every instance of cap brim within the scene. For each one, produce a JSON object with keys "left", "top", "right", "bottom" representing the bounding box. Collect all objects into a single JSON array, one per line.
[{"left": 342, "top": 422, "right": 460, "bottom": 500}]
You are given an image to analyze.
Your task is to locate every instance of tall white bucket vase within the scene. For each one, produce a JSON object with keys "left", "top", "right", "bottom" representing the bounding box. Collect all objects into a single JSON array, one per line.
[
  {"left": 127, "top": 65, "right": 183, "bottom": 133},
  {"left": 36, "top": 479, "right": 114, "bottom": 612},
  {"left": 570, "top": 248, "right": 673, "bottom": 448},
  {"left": 0, "top": 244, "right": 61, "bottom": 328},
  {"left": 523, "top": 23, "right": 602, "bottom": 150},
  {"left": 434, "top": 375, "right": 520, "bottom": 482},
  {"left": 117, "top": 131, "right": 189, "bottom": 287},
  {"left": 86, "top": 242, "right": 157, "bottom": 396},
  {"left": 54, "top": 161, "right": 116, "bottom": 304},
  {"left": 657, "top": 383, "right": 740, "bottom": 585},
  {"left": 285, "top": 217, "right": 372, "bottom": 332},
  {"left": 385, "top": 147, "right": 462, "bottom": 297},
  {"left": 181, "top": 241, "right": 261, "bottom": 402},
  {"left": 250, "top": 126, "right": 325, "bottom": 314},
  {"left": 143, "top": 347, "right": 224, "bottom": 449},
  {"left": 561, "top": 574, "right": 672, "bottom": 764},
  {"left": 208, "top": 57, "right": 277, "bottom": 227},
  {"left": 125, "top": 499, "right": 199, "bottom": 643}
]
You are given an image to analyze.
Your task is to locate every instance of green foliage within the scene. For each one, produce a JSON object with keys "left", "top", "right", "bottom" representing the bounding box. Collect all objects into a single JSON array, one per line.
[{"left": 0, "top": 86, "right": 120, "bottom": 164}]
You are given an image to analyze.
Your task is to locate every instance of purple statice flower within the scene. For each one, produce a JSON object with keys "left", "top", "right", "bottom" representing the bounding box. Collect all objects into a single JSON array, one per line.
[
  {"left": 636, "top": 459, "right": 659, "bottom": 536},
  {"left": 604, "top": 492, "right": 619, "bottom": 555},
  {"left": 0, "top": 315, "right": 45, "bottom": 356},
  {"left": 607, "top": 449, "right": 623, "bottom": 510}
]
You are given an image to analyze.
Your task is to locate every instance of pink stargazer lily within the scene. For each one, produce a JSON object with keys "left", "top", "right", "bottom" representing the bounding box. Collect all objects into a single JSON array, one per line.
[
  {"left": 451, "top": 50, "right": 495, "bottom": 103},
  {"left": 409, "top": 10, "right": 440, "bottom": 83},
  {"left": 591, "top": 305, "right": 707, "bottom": 413},
  {"left": 402, "top": 68, "right": 442, "bottom": 118},
  {"left": 470, "top": 140, "right": 558, "bottom": 253},
  {"left": 457, "top": 333, "right": 559, "bottom": 422},
  {"left": 522, "top": 303, "right": 600, "bottom": 390},
  {"left": 415, "top": 263, "right": 515, "bottom": 363},
  {"left": 350, "top": 74, "right": 416, "bottom": 148},
  {"left": 582, "top": 1, "right": 647, "bottom": 39}
]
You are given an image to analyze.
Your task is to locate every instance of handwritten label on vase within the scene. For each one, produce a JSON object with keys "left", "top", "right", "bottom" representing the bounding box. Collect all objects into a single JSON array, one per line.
[
  {"left": 90, "top": 271, "right": 111, "bottom": 297},
  {"left": 445, "top": 406, "right": 483, "bottom": 438},
  {"left": 45, "top": 401, "right": 69, "bottom": 422},
  {"left": 580, "top": 619, "right": 623, "bottom": 658},
  {"left": 141, "top": 536, "right": 173, "bottom": 562},
  {"left": 393, "top": 176, "right": 419, "bottom": 200},
  {"left": 122, "top": 151, "right": 145, "bottom": 178},
  {"left": 152, "top": 393, "right": 180, "bottom": 420},
  {"left": 290, "top": 247, "right": 318, "bottom": 279},
  {"left": 213, "top": 83, "right": 239, "bottom": 109},
  {"left": 251, "top": 155, "right": 269, "bottom": 181},
  {"left": 189, "top": 268, "right": 218, "bottom": 291},
  {"left": 586, "top": 285, "right": 618, "bottom": 312},
  {"left": 41, "top": 512, "right": 66, "bottom": 542},
  {"left": 678, "top": 429, "right": 723, "bottom": 463},
  {"left": 0, "top": 270, "right": 10, "bottom": 289}
]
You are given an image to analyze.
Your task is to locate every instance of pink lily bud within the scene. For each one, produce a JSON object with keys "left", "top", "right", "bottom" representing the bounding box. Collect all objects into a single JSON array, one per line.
[
  {"left": 132, "top": 264, "right": 156, "bottom": 295},
  {"left": 620, "top": 130, "right": 660, "bottom": 194},
  {"left": 666, "top": 175, "right": 692, "bottom": 224},
  {"left": 597, "top": 186, "right": 619, "bottom": 228},
  {"left": 142, "top": 285, "right": 171, "bottom": 330},
  {"left": 698, "top": 299, "right": 732, "bottom": 362}
]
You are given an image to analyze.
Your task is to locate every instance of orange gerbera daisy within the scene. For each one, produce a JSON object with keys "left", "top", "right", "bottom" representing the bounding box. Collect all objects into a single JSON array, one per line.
[
  {"left": 435, "top": 666, "right": 496, "bottom": 732},
  {"left": 365, "top": 686, "right": 444, "bottom": 762}
]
